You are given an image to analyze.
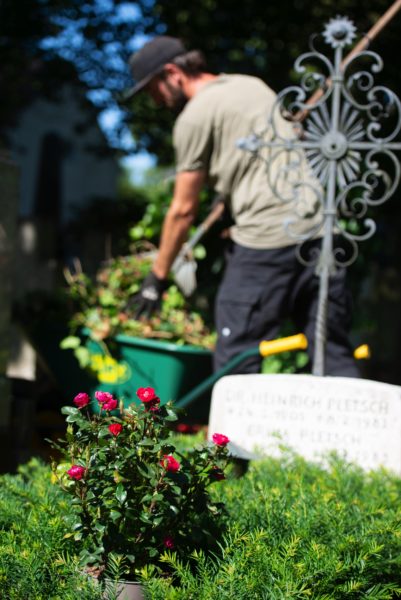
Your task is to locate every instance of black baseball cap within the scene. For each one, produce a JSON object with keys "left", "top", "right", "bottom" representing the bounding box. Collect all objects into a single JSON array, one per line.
[{"left": 123, "top": 36, "right": 187, "bottom": 101}]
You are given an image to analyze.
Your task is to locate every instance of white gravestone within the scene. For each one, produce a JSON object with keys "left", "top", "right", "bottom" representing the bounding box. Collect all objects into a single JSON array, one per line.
[{"left": 208, "top": 374, "right": 401, "bottom": 474}]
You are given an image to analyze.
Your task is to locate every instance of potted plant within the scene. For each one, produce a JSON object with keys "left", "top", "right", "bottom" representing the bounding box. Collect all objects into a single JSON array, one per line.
[{"left": 51, "top": 387, "right": 230, "bottom": 598}]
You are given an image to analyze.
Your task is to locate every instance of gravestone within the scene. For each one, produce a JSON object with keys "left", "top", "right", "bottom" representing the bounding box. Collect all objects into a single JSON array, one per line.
[{"left": 208, "top": 374, "right": 401, "bottom": 474}]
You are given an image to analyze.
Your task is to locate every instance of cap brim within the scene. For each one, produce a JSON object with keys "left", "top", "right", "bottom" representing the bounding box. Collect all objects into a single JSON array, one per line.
[{"left": 120, "top": 69, "right": 161, "bottom": 103}]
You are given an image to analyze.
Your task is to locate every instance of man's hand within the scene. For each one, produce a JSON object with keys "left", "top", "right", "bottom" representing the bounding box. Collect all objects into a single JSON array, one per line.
[
  {"left": 151, "top": 170, "right": 205, "bottom": 279},
  {"left": 128, "top": 271, "right": 169, "bottom": 319}
]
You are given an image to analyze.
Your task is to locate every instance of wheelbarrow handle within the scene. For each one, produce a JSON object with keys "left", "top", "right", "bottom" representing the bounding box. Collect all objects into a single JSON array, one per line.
[
  {"left": 259, "top": 334, "right": 308, "bottom": 357},
  {"left": 176, "top": 334, "right": 370, "bottom": 410},
  {"left": 176, "top": 333, "right": 308, "bottom": 409},
  {"left": 353, "top": 344, "right": 370, "bottom": 360}
]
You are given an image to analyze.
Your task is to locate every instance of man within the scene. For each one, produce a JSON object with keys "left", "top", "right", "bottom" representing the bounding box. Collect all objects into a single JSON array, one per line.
[{"left": 125, "top": 36, "right": 359, "bottom": 377}]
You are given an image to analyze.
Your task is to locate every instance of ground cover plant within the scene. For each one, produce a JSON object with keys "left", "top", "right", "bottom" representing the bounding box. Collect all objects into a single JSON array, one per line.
[{"left": 2, "top": 445, "right": 401, "bottom": 598}]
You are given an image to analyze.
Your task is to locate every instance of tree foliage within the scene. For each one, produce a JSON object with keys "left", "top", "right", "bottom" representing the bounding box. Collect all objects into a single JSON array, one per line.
[
  {"left": 126, "top": 0, "right": 401, "bottom": 159},
  {"left": 3, "top": 0, "right": 401, "bottom": 156},
  {"left": 0, "top": 0, "right": 138, "bottom": 143},
  {"left": 140, "top": 0, "right": 401, "bottom": 87}
]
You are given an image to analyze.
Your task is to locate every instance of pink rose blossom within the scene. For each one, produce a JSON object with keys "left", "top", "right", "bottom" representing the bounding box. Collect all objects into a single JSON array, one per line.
[
  {"left": 136, "top": 387, "right": 160, "bottom": 412},
  {"left": 136, "top": 387, "right": 158, "bottom": 403},
  {"left": 163, "top": 536, "right": 175, "bottom": 549},
  {"left": 95, "top": 391, "right": 114, "bottom": 405},
  {"left": 108, "top": 423, "right": 123, "bottom": 436},
  {"left": 160, "top": 454, "right": 181, "bottom": 473},
  {"left": 212, "top": 433, "right": 230, "bottom": 447},
  {"left": 102, "top": 398, "right": 118, "bottom": 412},
  {"left": 73, "top": 392, "right": 90, "bottom": 409},
  {"left": 67, "top": 465, "right": 86, "bottom": 480}
]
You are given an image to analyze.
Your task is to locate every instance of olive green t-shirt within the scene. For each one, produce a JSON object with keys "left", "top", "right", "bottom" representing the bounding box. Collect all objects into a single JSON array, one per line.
[{"left": 173, "top": 74, "right": 322, "bottom": 249}]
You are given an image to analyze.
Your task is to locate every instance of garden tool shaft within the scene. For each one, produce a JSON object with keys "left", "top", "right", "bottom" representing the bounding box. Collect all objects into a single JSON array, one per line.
[{"left": 172, "top": 194, "right": 227, "bottom": 296}]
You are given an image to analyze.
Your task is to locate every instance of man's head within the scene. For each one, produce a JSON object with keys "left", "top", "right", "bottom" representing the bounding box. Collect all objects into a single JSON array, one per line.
[{"left": 126, "top": 36, "right": 207, "bottom": 110}]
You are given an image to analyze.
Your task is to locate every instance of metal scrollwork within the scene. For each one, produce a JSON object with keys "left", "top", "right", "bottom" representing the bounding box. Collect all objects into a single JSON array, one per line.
[{"left": 238, "top": 15, "right": 401, "bottom": 375}]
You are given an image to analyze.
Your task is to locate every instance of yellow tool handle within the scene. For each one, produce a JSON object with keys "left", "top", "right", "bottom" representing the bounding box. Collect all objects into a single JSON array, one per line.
[
  {"left": 353, "top": 344, "right": 371, "bottom": 360},
  {"left": 259, "top": 334, "right": 308, "bottom": 357}
]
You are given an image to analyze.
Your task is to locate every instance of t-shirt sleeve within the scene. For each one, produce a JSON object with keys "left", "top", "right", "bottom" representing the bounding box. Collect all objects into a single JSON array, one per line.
[{"left": 173, "top": 117, "right": 213, "bottom": 173}]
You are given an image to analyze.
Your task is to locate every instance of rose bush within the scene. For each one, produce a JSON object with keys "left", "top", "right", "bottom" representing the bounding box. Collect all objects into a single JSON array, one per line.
[{"left": 51, "top": 388, "right": 230, "bottom": 581}]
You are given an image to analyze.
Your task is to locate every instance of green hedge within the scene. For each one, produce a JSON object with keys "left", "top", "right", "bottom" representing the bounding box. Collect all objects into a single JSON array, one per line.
[
  {"left": 144, "top": 450, "right": 401, "bottom": 599},
  {"left": 2, "top": 450, "right": 401, "bottom": 599}
]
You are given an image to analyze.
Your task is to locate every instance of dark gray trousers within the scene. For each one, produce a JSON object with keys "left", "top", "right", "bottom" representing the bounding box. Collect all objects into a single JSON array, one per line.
[{"left": 214, "top": 240, "right": 360, "bottom": 377}]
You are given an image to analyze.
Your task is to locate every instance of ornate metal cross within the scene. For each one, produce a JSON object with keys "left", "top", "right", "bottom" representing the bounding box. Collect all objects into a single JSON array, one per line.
[{"left": 238, "top": 15, "right": 401, "bottom": 376}]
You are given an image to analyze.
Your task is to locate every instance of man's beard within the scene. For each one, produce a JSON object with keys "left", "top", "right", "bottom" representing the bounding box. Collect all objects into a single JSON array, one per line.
[{"left": 164, "top": 80, "right": 187, "bottom": 114}]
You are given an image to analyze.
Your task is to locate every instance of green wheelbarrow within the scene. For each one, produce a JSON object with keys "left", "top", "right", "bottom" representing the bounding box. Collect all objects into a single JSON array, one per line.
[{"left": 24, "top": 320, "right": 369, "bottom": 421}]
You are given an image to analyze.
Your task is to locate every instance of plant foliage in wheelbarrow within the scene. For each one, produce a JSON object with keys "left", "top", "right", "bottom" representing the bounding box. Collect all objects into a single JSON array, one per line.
[{"left": 62, "top": 253, "right": 216, "bottom": 366}]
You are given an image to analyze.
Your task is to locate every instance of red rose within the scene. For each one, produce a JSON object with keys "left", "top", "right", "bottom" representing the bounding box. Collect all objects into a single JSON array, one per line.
[
  {"left": 136, "top": 387, "right": 158, "bottom": 403},
  {"left": 102, "top": 398, "right": 118, "bottom": 412},
  {"left": 163, "top": 536, "right": 175, "bottom": 549},
  {"left": 73, "top": 392, "right": 90, "bottom": 408},
  {"left": 95, "top": 391, "right": 114, "bottom": 405},
  {"left": 67, "top": 465, "right": 86, "bottom": 480},
  {"left": 212, "top": 433, "right": 230, "bottom": 447},
  {"left": 108, "top": 423, "right": 123, "bottom": 436},
  {"left": 160, "top": 454, "right": 180, "bottom": 473}
]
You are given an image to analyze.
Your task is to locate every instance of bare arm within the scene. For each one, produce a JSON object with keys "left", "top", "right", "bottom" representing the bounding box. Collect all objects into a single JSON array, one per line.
[{"left": 152, "top": 169, "right": 206, "bottom": 279}]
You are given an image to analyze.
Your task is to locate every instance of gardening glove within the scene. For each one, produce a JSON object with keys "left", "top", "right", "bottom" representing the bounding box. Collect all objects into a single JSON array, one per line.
[{"left": 129, "top": 271, "right": 169, "bottom": 319}]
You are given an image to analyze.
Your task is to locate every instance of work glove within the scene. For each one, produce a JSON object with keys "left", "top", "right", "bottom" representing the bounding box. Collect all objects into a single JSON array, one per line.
[{"left": 128, "top": 271, "right": 169, "bottom": 319}]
